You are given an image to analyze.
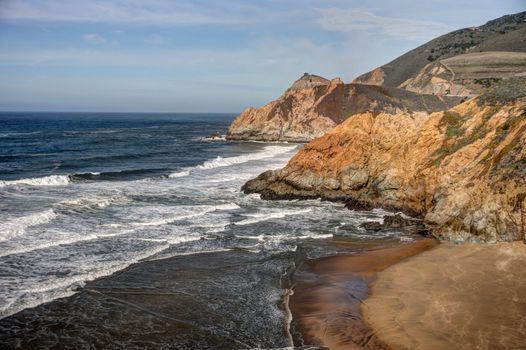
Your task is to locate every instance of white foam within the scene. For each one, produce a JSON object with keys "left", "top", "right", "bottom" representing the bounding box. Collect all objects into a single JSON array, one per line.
[
  {"left": 167, "top": 145, "right": 297, "bottom": 178},
  {"left": 0, "top": 131, "right": 40, "bottom": 138},
  {"left": 235, "top": 209, "right": 311, "bottom": 226},
  {"left": 200, "top": 135, "right": 227, "bottom": 141},
  {"left": 0, "top": 209, "right": 58, "bottom": 241},
  {"left": 197, "top": 145, "right": 297, "bottom": 170},
  {"left": 0, "top": 175, "right": 71, "bottom": 188},
  {"left": 147, "top": 248, "right": 233, "bottom": 262},
  {"left": 0, "top": 242, "right": 170, "bottom": 319},
  {"left": 235, "top": 232, "right": 332, "bottom": 243},
  {"left": 57, "top": 194, "right": 129, "bottom": 211},
  {"left": 168, "top": 170, "right": 191, "bottom": 178},
  {"left": 208, "top": 174, "right": 252, "bottom": 183},
  {"left": 131, "top": 203, "right": 240, "bottom": 227},
  {"left": 0, "top": 234, "right": 99, "bottom": 258}
]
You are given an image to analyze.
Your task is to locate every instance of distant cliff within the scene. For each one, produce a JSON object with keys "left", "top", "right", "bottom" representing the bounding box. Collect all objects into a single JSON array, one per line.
[
  {"left": 243, "top": 78, "right": 526, "bottom": 242},
  {"left": 227, "top": 74, "right": 460, "bottom": 142}
]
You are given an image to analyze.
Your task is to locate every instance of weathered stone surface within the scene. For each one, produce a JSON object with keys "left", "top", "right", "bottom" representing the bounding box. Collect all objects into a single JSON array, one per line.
[
  {"left": 243, "top": 87, "right": 526, "bottom": 242},
  {"left": 227, "top": 74, "right": 461, "bottom": 142},
  {"left": 226, "top": 74, "right": 339, "bottom": 142}
]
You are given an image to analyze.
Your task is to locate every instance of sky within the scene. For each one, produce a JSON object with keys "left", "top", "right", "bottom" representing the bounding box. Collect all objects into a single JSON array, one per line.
[{"left": 0, "top": 0, "right": 524, "bottom": 113}]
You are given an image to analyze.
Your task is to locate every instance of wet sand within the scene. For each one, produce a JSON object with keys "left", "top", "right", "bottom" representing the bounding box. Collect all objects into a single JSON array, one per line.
[
  {"left": 364, "top": 242, "right": 526, "bottom": 350},
  {"left": 289, "top": 238, "right": 439, "bottom": 349}
]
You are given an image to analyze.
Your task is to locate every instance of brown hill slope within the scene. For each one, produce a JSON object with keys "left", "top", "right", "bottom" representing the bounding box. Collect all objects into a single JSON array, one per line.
[
  {"left": 353, "top": 11, "right": 526, "bottom": 88},
  {"left": 399, "top": 51, "right": 526, "bottom": 96}
]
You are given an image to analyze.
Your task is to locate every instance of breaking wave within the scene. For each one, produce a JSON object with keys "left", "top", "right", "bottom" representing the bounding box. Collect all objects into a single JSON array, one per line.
[
  {"left": 0, "top": 175, "right": 71, "bottom": 188},
  {"left": 235, "top": 209, "right": 312, "bottom": 226},
  {"left": 168, "top": 145, "right": 297, "bottom": 178},
  {"left": 131, "top": 203, "right": 240, "bottom": 227},
  {"left": 0, "top": 209, "right": 58, "bottom": 241}
]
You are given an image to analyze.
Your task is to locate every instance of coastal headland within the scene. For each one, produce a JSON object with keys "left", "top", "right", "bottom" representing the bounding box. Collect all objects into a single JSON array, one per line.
[{"left": 232, "top": 11, "right": 526, "bottom": 349}]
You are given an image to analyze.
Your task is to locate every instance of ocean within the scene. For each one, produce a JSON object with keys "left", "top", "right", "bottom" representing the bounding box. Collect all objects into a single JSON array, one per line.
[{"left": 0, "top": 112, "right": 410, "bottom": 349}]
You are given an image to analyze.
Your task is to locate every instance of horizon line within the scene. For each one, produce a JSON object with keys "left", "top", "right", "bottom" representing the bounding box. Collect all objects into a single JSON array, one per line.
[{"left": 0, "top": 110, "right": 240, "bottom": 115}]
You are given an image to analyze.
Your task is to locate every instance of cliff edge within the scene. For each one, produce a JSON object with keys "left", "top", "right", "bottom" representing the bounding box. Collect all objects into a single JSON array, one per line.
[
  {"left": 227, "top": 74, "right": 460, "bottom": 142},
  {"left": 243, "top": 79, "right": 526, "bottom": 242}
]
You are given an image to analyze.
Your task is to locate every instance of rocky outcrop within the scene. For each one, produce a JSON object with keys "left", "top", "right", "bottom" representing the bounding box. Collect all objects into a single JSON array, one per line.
[
  {"left": 226, "top": 73, "right": 339, "bottom": 142},
  {"left": 354, "top": 11, "right": 526, "bottom": 88},
  {"left": 227, "top": 74, "right": 461, "bottom": 142},
  {"left": 243, "top": 79, "right": 526, "bottom": 242}
]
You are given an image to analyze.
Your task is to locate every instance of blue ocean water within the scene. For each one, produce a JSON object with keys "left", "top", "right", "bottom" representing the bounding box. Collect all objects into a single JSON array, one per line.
[
  {"left": 1, "top": 112, "right": 244, "bottom": 181},
  {"left": 0, "top": 112, "right": 403, "bottom": 347}
]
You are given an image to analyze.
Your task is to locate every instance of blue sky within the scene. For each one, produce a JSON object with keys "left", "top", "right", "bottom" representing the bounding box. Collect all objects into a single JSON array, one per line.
[{"left": 0, "top": 0, "right": 524, "bottom": 112}]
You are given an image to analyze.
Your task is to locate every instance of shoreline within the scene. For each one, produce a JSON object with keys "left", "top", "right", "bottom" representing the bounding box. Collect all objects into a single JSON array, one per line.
[{"left": 288, "top": 238, "right": 438, "bottom": 349}]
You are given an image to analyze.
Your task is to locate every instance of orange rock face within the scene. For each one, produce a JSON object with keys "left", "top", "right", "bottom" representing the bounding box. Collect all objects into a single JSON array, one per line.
[
  {"left": 227, "top": 74, "right": 461, "bottom": 142},
  {"left": 244, "top": 90, "right": 526, "bottom": 242},
  {"left": 227, "top": 75, "right": 343, "bottom": 142}
]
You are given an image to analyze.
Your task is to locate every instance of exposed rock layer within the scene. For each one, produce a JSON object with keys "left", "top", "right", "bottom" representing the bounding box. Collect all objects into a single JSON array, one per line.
[
  {"left": 227, "top": 76, "right": 461, "bottom": 142},
  {"left": 243, "top": 80, "right": 526, "bottom": 242}
]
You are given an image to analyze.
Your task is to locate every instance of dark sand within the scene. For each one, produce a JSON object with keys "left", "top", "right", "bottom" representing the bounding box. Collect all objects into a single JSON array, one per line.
[
  {"left": 364, "top": 242, "right": 526, "bottom": 350},
  {"left": 289, "top": 238, "right": 438, "bottom": 349}
]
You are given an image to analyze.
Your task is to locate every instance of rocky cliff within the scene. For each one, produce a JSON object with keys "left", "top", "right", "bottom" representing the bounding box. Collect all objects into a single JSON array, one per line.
[
  {"left": 243, "top": 79, "right": 526, "bottom": 242},
  {"left": 354, "top": 11, "right": 526, "bottom": 89},
  {"left": 227, "top": 74, "right": 461, "bottom": 142}
]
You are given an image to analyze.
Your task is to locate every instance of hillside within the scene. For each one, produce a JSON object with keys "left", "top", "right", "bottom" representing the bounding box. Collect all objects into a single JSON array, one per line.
[
  {"left": 353, "top": 11, "right": 526, "bottom": 88},
  {"left": 399, "top": 51, "right": 526, "bottom": 96}
]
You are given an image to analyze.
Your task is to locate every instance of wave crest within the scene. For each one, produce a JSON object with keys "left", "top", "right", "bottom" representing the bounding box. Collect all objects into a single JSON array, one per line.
[
  {"left": 168, "top": 145, "right": 297, "bottom": 178},
  {"left": 0, "top": 209, "right": 58, "bottom": 241},
  {"left": 235, "top": 208, "right": 311, "bottom": 226},
  {"left": 0, "top": 175, "right": 71, "bottom": 188}
]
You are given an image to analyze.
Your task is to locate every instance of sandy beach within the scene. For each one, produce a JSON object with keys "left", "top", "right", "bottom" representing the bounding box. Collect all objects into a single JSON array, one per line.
[
  {"left": 363, "top": 242, "right": 526, "bottom": 350},
  {"left": 288, "top": 238, "right": 439, "bottom": 349}
]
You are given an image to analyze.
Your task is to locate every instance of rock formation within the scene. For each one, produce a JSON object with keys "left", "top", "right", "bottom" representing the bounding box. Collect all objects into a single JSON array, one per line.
[
  {"left": 243, "top": 79, "right": 526, "bottom": 242},
  {"left": 236, "top": 12, "right": 526, "bottom": 242},
  {"left": 227, "top": 74, "right": 460, "bottom": 142},
  {"left": 226, "top": 73, "right": 339, "bottom": 142}
]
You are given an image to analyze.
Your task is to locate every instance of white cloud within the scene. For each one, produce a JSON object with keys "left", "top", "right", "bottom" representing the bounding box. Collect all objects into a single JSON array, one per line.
[
  {"left": 82, "top": 33, "right": 106, "bottom": 44},
  {"left": 317, "top": 8, "right": 452, "bottom": 41},
  {"left": 0, "top": 0, "right": 248, "bottom": 25}
]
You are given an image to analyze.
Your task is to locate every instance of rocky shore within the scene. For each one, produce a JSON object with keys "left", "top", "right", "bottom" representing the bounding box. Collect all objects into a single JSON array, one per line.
[
  {"left": 229, "top": 11, "right": 526, "bottom": 349},
  {"left": 242, "top": 83, "right": 526, "bottom": 242},
  {"left": 235, "top": 11, "right": 526, "bottom": 243}
]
